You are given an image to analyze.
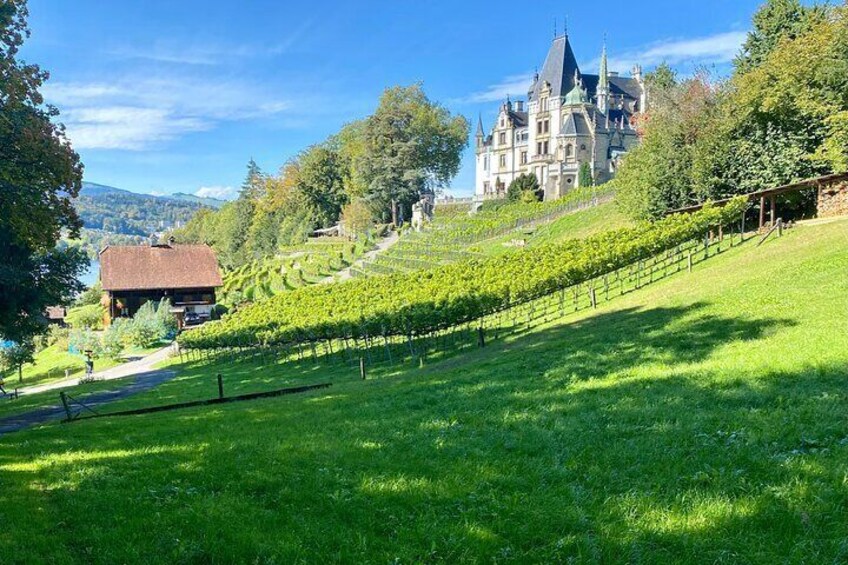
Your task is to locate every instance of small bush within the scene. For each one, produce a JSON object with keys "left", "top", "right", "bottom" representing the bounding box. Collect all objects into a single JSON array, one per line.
[{"left": 69, "top": 329, "right": 103, "bottom": 359}]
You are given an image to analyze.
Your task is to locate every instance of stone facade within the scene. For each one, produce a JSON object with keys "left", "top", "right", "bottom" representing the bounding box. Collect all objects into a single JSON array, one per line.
[
  {"left": 475, "top": 33, "right": 645, "bottom": 201},
  {"left": 818, "top": 179, "right": 848, "bottom": 217}
]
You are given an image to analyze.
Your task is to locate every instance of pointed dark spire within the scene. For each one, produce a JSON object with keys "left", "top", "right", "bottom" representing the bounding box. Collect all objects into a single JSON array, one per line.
[
  {"left": 476, "top": 114, "right": 484, "bottom": 137},
  {"left": 529, "top": 33, "right": 580, "bottom": 101}
]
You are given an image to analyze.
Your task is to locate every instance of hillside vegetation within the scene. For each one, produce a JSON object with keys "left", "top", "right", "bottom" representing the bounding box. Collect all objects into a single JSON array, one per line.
[{"left": 2, "top": 217, "right": 845, "bottom": 562}]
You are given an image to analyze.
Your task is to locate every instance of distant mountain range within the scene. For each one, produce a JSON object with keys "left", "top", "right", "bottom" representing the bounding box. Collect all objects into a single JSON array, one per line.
[
  {"left": 80, "top": 182, "right": 227, "bottom": 209},
  {"left": 65, "top": 182, "right": 227, "bottom": 262}
]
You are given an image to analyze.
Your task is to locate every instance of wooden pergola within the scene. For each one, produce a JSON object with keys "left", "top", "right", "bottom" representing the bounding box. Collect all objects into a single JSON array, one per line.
[{"left": 665, "top": 172, "right": 848, "bottom": 228}]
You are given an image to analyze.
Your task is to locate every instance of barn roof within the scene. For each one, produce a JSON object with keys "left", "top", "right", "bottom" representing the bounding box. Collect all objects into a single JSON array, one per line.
[{"left": 99, "top": 244, "right": 223, "bottom": 292}]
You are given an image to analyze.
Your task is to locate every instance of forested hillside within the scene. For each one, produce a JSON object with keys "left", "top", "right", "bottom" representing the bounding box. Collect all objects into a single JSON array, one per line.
[{"left": 75, "top": 182, "right": 218, "bottom": 235}]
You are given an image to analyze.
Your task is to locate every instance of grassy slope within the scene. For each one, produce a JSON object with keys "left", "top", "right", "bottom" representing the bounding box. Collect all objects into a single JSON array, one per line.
[
  {"left": 1, "top": 219, "right": 847, "bottom": 563},
  {"left": 470, "top": 200, "right": 632, "bottom": 256}
]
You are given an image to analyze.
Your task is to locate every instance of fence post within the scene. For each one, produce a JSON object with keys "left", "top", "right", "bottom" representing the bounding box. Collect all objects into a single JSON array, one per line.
[
  {"left": 589, "top": 287, "right": 597, "bottom": 309},
  {"left": 60, "top": 391, "right": 73, "bottom": 421},
  {"left": 217, "top": 374, "right": 224, "bottom": 399},
  {"left": 359, "top": 356, "right": 366, "bottom": 380},
  {"left": 688, "top": 250, "right": 693, "bottom": 273},
  {"left": 477, "top": 326, "right": 486, "bottom": 348}
]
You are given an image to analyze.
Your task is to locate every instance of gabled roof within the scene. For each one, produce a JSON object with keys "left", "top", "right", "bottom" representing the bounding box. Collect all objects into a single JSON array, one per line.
[
  {"left": 100, "top": 244, "right": 223, "bottom": 292},
  {"left": 529, "top": 35, "right": 581, "bottom": 101}
]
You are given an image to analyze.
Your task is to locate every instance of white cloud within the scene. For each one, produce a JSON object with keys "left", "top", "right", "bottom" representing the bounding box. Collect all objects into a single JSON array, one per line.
[
  {"left": 45, "top": 76, "right": 292, "bottom": 150},
  {"left": 195, "top": 185, "right": 236, "bottom": 200},
  {"left": 589, "top": 31, "right": 748, "bottom": 74},
  {"left": 460, "top": 73, "right": 534, "bottom": 104}
]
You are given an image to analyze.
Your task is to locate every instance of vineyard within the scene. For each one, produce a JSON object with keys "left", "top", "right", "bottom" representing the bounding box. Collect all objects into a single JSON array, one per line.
[
  {"left": 218, "top": 237, "right": 374, "bottom": 306},
  {"left": 353, "top": 185, "right": 613, "bottom": 277},
  {"left": 179, "top": 198, "right": 748, "bottom": 355}
]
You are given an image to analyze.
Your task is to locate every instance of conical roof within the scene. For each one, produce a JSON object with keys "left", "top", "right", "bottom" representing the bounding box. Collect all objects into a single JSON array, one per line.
[{"left": 529, "top": 35, "right": 581, "bottom": 101}]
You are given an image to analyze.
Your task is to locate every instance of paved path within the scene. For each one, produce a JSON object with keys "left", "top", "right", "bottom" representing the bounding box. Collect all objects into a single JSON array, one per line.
[
  {"left": 0, "top": 368, "right": 177, "bottom": 434},
  {"left": 321, "top": 231, "right": 400, "bottom": 283},
  {"left": 18, "top": 345, "right": 175, "bottom": 397}
]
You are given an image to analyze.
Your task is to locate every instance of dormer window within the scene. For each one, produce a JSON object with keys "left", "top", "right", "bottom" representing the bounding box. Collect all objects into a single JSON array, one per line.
[{"left": 498, "top": 132, "right": 506, "bottom": 145}]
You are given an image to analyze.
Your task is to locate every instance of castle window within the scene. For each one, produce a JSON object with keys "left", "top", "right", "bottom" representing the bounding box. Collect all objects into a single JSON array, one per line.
[
  {"left": 521, "top": 151, "right": 528, "bottom": 164},
  {"left": 542, "top": 141, "right": 549, "bottom": 155},
  {"left": 499, "top": 154, "right": 506, "bottom": 168},
  {"left": 536, "top": 121, "right": 543, "bottom": 135},
  {"left": 580, "top": 144, "right": 587, "bottom": 151},
  {"left": 566, "top": 144, "right": 573, "bottom": 158},
  {"left": 543, "top": 120, "right": 550, "bottom": 134},
  {"left": 483, "top": 156, "right": 488, "bottom": 171},
  {"left": 498, "top": 132, "right": 506, "bottom": 145},
  {"left": 536, "top": 142, "right": 542, "bottom": 155}
]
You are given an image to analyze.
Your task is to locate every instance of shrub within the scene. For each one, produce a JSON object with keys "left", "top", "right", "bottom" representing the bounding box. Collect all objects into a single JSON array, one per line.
[
  {"left": 101, "top": 319, "right": 129, "bottom": 360},
  {"left": 69, "top": 328, "right": 103, "bottom": 359},
  {"left": 507, "top": 173, "right": 542, "bottom": 202}
]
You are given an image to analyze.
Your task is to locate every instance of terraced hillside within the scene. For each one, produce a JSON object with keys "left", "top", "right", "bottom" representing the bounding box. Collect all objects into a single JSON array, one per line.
[
  {"left": 219, "top": 236, "right": 376, "bottom": 307},
  {"left": 355, "top": 186, "right": 617, "bottom": 277},
  {"left": 2, "top": 216, "right": 845, "bottom": 563}
]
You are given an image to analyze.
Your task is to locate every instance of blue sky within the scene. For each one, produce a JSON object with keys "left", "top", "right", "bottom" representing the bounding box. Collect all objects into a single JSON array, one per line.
[{"left": 23, "top": 0, "right": 765, "bottom": 198}]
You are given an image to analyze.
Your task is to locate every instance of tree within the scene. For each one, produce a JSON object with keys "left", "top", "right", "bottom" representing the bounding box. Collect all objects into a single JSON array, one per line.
[
  {"left": 507, "top": 173, "right": 541, "bottom": 202},
  {"left": 578, "top": 162, "right": 594, "bottom": 188},
  {"left": 1, "top": 340, "right": 35, "bottom": 383},
  {"left": 297, "top": 145, "right": 348, "bottom": 228},
  {"left": 359, "top": 85, "right": 468, "bottom": 223},
  {"left": 340, "top": 199, "right": 373, "bottom": 238},
  {"left": 0, "top": 0, "right": 87, "bottom": 342},
  {"left": 734, "top": 0, "right": 819, "bottom": 73}
]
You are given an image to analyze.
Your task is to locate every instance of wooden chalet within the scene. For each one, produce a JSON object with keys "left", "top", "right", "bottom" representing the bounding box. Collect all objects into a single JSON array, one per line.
[{"left": 99, "top": 239, "right": 223, "bottom": 328}]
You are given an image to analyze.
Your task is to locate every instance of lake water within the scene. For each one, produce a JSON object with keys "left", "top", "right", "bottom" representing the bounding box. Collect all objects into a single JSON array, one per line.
[{"left": 81, "top": 259, "right": 99, "bottom": 288}]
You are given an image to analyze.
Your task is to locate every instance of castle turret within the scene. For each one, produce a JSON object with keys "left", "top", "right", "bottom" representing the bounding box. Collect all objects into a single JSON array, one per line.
[{"left": 475, "top": 114, "right": 484, "bottom": 153}]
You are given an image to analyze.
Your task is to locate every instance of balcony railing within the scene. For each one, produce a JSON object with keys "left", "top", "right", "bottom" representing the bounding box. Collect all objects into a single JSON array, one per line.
[{"left": 530, "top": 153, "right": 554, "bottom": 164}]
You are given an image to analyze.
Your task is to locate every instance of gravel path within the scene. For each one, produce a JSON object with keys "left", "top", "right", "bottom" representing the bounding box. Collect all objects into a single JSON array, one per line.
[
  {"left": 18, "top": 344, "right": 175, "bottom": 397},
  {"left": 321, "top": 231, "right": 400, "bottom": 283}
]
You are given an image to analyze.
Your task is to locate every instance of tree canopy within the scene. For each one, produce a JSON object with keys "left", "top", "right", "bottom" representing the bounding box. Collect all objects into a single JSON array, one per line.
[
  {"left": 614, "top": 0, "right": 846, "bottom": 220},
  {"left": 0, "top": 0, "right": 87, "bottom": 342}
]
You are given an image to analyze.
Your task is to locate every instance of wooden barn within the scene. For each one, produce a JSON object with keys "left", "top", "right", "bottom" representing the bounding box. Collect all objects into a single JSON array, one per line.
[{"left": 99, "top": 239, "right": 223, "bottom": 328}]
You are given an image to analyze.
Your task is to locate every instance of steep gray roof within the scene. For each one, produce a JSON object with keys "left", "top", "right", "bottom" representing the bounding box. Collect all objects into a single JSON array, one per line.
[
  {"left": 562, "top": 112, "right": 591, "bottom": 136},
  {"left": 528, "top": 35, "right": 581, "bottom": 101},
  {"left": 508, "top": 110, "right": 528, "bottom": 128}
]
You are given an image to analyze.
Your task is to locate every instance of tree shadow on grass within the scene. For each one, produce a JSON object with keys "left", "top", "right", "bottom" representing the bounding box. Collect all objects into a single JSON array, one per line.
[{"left": 3, "top": 302, "right": 845, "bottom": 563}]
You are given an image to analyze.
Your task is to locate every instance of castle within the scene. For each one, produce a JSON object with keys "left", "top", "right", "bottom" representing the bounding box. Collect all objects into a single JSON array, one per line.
[{"left": 475, "top": 33, "right": 645, "bottom": 201}]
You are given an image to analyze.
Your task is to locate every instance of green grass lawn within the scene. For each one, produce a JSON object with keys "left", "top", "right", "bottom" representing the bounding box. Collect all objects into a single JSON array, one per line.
[{"left": 0, "top": 219, "right": 846, "bottom": 563}]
